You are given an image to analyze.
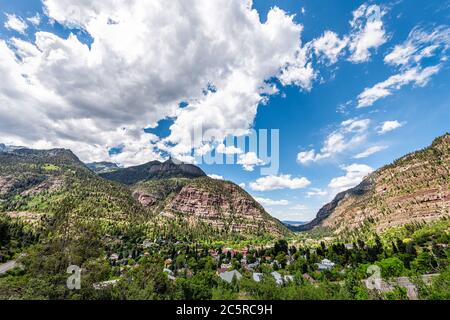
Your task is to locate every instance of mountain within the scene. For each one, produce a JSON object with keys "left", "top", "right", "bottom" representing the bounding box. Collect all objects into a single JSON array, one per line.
[
  {"left": 131, "top": 177, "right": 289, "bottom": 237},
  {"left": 294, "top": 134, "right": 450, "bottom": 237},
  {"left": 0, "top": 143, "right": 27, "bottom": 154},
  {"left": 0, "top": 147, "right": 288, "bottom": 239},
  {"left": 99, "top": 158, "right": 207, "bottom": 185},
  {"left": 0, "top": 147, "right": 143, "bottom": 225},
  {"left": 86, "top": 161, "right": 121, "bottom": 174}
]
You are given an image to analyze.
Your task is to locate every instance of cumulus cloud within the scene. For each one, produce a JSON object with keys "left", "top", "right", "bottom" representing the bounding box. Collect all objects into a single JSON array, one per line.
[
  {"left": 4, "top": 13, "right": 28, "bottom": 34},
  {"left": 353, "top": 145, "right": 388, "bottom": 159},
  {"left": 348, "top": 4, "right": 387, "bottom": 63},
  {"left": 27, "top": 14, "right": 41, "bottom": 26},
  {"left": 237, "top": 152, "right": 265, "bottom": 172},
  {"left": 297, "top": 118, "right": 370, "bottom": 164},
  {"left": 1, "top": 0, "right": 315, "bottom": 166},
  {"left": 254, "top": 197, "right": 289, "bottom": 206},
  {"left": 278, "top": 44, "right": 316, "bottom": 91},
  {"left": 328, "top": 164, "right": 374, "bottom": 193},
  {"left": 250, "top": 174, "right": 311, "bottom": 192},
  {"left": 313, "top": 31, "right": 348, "bottom": 64},
  {"left": 378, "top": 120, "right": 404, "bottom": 134}
]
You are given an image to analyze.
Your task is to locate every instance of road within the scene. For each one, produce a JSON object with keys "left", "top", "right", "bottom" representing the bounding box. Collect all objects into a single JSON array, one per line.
[{"left": 0, "top": 260, "right": 17, "bottom": 275}]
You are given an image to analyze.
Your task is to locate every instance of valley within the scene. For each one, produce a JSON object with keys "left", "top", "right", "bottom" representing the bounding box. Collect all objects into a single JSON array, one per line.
[{"left": 0, "top": 134, "right": 449, "bottom": 300}]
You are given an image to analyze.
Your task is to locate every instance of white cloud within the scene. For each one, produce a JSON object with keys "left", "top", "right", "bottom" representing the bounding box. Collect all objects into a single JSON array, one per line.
[
  {"left": 313, "top": 31, "right": 348, "bottom": 64},
  {"left": 290, "top": 204, "right": 308, "bottom": 211},
  {"left": 357, "top": 65, "right": 441, "bottom": 108},
  {"left": 357, "top": 26, "right": 449, "bottom": 108},
  {"left": 328, "top": 164, "right": 374, "bottom": 193},
  {"left": 353, "top": 145, "right": 388, "bottom": 159},
  {"left": 278, "top": 44, "right": 316, "bottom": 91},
  {"left": 237, "top": 152, "right": 265, "bottom": 171},
  {"left": 254, "top": 197, "right": 289, "bottom": 206},
  {"left": 239, "top": 183, "right": 246, "bottom": 188},
  {"left": 4, "top": 14, "right": 28, "bottom": 34},
  {"left": 208, "top": 174, "right": 224, "bottom": 180},
  {"left": 306, "top": 188, "right": 328, "bottom": 198},
  {"left": 348, "top": 4, "right": 387, "bottom": 63},
  {"left": 250, "top": 174, "right": 311, "bottom": 192},
  {"left": 269, "top": 204, "right": 311, "bottom": 221},
  {"left": 378, "top": 120, "right": 404, "bottom": 134},
  {"left": 297, "top": 118, "right": 370, "bottom": 164},
  {"left": 216, "top": 144, "right": 243, "bottom": 155},
  {"left": 384, "top": 26, "right": 450, "bottom": 68},
  {"left": 0, "top": 0, "right": 315, "bottom": 166},
  {"left": 27, "top": 14, "right": 41, "bottom": 26}
]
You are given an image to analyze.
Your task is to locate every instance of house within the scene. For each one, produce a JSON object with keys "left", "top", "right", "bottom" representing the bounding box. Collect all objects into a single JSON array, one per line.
[
  {"left": 163, "top": 268, "right": 176, "bottom": 281},
  {"left": 302, "top": 273, "right": 316, "bottom": 284},
  {"left": 344, "top": 244, "right": 354, "bottom": 250},
  {"left": 164, "top": 258, "right": 173, "bottom": 267},
  {"left": 317, "top": 259, "right": 335, "bottom": 271},
  {"left": 109, "top": 253, "right": 119, "bottom": 261},
  {"left": 210, "top": 251, "right": 220, "bottom": 260},
  {"left": 252, "top": 273, "right": 264, "bottom": 282},
  {"left": 219, "top": 270, "right": 242, "bottom": 284},
  {"left": 245, "top": 262, "right": 259, "bottom": 271},
  {"left": 284, "top": 275, "right": 294, "bottom": 283},
  {"left": 163, "top": 268, "right": 174, "bottom": 276},
  {"left": 271, "top": 272, "right": 283, "bottom": 285}
]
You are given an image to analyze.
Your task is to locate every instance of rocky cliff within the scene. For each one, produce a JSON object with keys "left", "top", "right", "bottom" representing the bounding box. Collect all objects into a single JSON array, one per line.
[
  {"left": 132, "top": 177, "right": 290, "bottom": 237},
  {"left": 296, "top": 134, "right": 450, "bottom": 236}
]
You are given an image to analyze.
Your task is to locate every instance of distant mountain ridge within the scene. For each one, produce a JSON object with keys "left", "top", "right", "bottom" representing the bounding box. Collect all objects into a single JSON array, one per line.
[
  {"left": 294, "top": 133, "right": 450, "bottom": 237},
  {"left": 86, "top": 162, "right": 121, "bottom": 174},
  {"left": 99, "top": 158, "right": 207, "bottom": 185}
]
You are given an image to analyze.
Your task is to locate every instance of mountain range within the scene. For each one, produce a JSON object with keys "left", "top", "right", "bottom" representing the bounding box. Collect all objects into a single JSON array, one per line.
[
  {"left": 291, "top": 133, "right": 450, "bottom": 238},
  {"left": 0, "top": 147, "right": 289, "bottom": 240},
  {"left": 1, "top": 133, "right": 449, "bottom": 241}
]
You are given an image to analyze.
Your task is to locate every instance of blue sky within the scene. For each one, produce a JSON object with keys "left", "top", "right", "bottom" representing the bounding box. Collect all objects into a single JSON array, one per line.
[{"left": 1, "top": 0, "right": 449, "bottom": 221}]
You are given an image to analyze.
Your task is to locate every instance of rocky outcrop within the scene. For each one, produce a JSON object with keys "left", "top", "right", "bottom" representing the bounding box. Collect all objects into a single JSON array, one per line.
[
  {"left": 133, "top": 177, "right": 290, "bottom": 237},
  {"left": 298, "top": 134, "right": 450, "bottom": 236}
]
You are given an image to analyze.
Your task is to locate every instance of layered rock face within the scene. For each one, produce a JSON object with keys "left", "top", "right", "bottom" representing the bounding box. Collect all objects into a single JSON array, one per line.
[
  {"left": 132, "top": 178, "right": 290, "bottom": 237},
  {"left": 298, "top": 134, "right": 450, "bottom": 236}
]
